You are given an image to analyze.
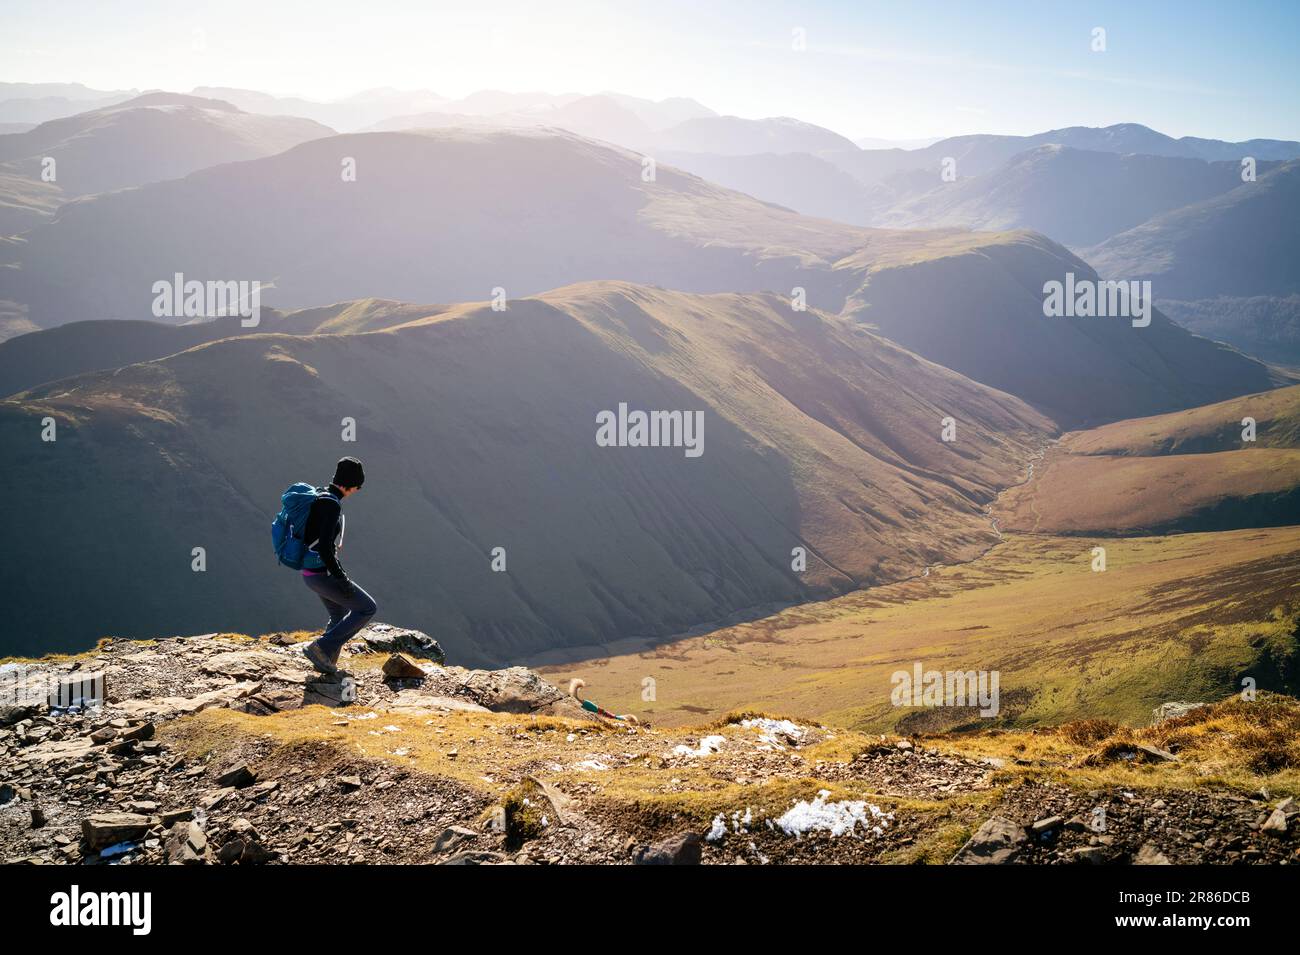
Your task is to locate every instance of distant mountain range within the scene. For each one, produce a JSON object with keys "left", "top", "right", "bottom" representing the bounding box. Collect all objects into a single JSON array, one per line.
[
  {"left": 0, "top": 92, "right": 330, "bottom": 236},
  {"left": 0, "top": 125, "right": 1277, "bottom": 425},
  {"left": 870, "top": 145, "right": 1269, "bottom": 247}
]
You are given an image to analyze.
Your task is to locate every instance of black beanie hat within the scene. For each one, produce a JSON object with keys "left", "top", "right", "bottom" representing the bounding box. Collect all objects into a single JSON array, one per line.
[{"left": 332, "top": 456, "right": 365, "bottom": 489}]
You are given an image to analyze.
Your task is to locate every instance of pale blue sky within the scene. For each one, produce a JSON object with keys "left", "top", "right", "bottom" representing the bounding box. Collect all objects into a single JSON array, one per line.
[{"left": 3, "top": 0, "right": 1297, "bottom": 140}]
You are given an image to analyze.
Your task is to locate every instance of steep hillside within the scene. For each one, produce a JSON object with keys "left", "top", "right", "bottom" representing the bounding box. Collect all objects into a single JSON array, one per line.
[
  {"left": 1160, "top": 296, "right": 1300, "bottom": 367},
  {"left": 1085, "top": 160, "right": 1300, "bottom": 299},
  {"left": 1065, "top": 384, "right": 1300, "bottom": 456},
  {"left": 0, "top": 169, "right": 62, "bottom": 236},
  {"left": 0, "top": 282, "right": 1051, "bottom": 661},
  {"left": 840, "top": 232, "right": 1280, "bottom": 426},
  {"left": 875, "top": 146, "right": 1253, "bottom": 247}
]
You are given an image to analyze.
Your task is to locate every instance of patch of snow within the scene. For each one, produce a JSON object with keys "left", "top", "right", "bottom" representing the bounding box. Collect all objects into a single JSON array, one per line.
[
  {"left": 740, "top": 717, "right": 805, "bottom": 749},
  {"left": 574, "top": 759, "right": 610, "bottom": 771},
  {"left": 672, "top": 735, "right": 725, "bottom": 757},
  {"left": 705, "top": 814, "right": 728, "bottom": 842},
  {"left": 774, "top": 790, "right": 892, "bottom": 838}
]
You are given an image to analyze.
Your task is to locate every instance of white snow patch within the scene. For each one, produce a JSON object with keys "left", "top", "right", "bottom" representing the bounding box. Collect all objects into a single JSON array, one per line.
[
  {"left": 775, "top": 790, "right": 892, "bottom": 838},
  {"left": 740, "top": 717, "right": 806, "bottom": 749},
  {"left": 574, "top": 759, "right": 610, "bottom": 771},
  {"left": 672, "top": 735, "right": 725, "bottom": 757},
  {"left": 705, "top": 814, "right": 728, "bottom": 842}
]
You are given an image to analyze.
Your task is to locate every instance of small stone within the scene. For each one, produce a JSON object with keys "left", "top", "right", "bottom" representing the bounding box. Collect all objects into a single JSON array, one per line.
[
  {"left": 382, "top": 653, "right": 427, "bottom": 681},
  {"left": 951, "top": 817, "right": 1026, "bottom": 865},
  {"left": 338, "top": 775, "right": 363, "bottom": 790},
  {"left": 216, "top": 763, "right": 256, "bottom": 788},
  {"left": 635, "top": 831, "right": 702, "bottom": 865},
  {"left": 1072, "top": 846, "right": 1108, "bottom": 864},
  {"left": 1031, "top": 816, "right": 1064, "bottom": 834},
  {"left": 433, "top": 826, "right": 477, "bottom": 852},
  {"left": 1134, "top": 843, "right": 1172, "bottom": 865},
  {"left": 122, "top": 722, "right": 156, "bottom": 743},
  {"left": 1262, "top": 809, "right": 1288, "bottom": 834},
  {"left": 83, "top": 812, "right": 155, "bottom": 850},
  {"left": 1134, "top": 743, "right": 1177, "bottom": 763},
  {"left": 165, "top": 821, "right": 211, "bottom": 864},
  {"left": 198, "top": 788, "right": 234, "bottom": 811}
]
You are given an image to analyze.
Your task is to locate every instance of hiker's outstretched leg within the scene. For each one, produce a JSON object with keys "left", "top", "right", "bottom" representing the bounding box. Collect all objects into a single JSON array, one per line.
[
  {"left": 317, "top": 592, "right": 347, "bottom": 631},
  {"left": 302, "top": 574, "right": 377, "bottom": 660}
]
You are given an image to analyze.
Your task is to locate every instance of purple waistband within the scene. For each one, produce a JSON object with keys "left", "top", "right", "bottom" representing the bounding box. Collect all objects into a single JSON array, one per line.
[{"left": 301, "top": 568, "right": 326, "bottom": 576}]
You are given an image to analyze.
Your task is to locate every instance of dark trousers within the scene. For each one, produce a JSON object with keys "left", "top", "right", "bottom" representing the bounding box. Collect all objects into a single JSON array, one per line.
[{"left": 302, "top": 574, "right": 377, "bottom": 657}]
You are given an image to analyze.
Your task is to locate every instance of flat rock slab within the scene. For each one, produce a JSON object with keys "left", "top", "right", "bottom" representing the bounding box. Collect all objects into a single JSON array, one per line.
[
  {"left": 83, "top": 811, "right": 159, "bottom": 850},
  {"left": 951, "top": 816, "right": 1026, "bottom": 865},
  {"left": 382, "top": 690, "right": 490, "bottom": 715},
  {"left": 425, "top": 666, "right": 588, "bottom": 719},
  {"left": 201, "top": 650, "right": 299, "bottom": 682},
  {"left": 116, "top": 681, "right": 263, "bottom": 720}
]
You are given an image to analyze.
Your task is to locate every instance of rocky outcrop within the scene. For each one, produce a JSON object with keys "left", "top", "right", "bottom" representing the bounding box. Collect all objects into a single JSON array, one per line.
[
  {"left": 950, "top": 817, "right": 1026, "bottom": 865},
  {"left": 1151, "top": 701, "right": 1207, "bottom": 725},
  {"left": 2, "top": 630, "right": 1297, "bottom": 867},
  {"left": 356, "top": 624, "right": 446, "bottom": 663}
]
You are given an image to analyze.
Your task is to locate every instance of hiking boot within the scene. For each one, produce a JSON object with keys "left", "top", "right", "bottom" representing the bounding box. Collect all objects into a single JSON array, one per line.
[{"left": 301, "top": 641, "right": 339, "bottom": 676}]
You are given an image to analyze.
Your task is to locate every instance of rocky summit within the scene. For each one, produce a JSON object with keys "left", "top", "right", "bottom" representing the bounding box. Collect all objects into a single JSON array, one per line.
[{"left": 1, "top": 626, "right": 1297, "bottom": 865}]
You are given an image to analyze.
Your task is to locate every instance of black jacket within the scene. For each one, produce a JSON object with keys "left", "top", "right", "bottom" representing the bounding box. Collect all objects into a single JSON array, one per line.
[{"left": 302, "top": 485, "right": 347, "bottom": 579}]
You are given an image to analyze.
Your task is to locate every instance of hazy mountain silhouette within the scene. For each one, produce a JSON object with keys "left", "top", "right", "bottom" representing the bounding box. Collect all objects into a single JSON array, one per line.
[
  {"left": 0, "top": 300, "right": 449, "bottom": 397},
  {"left": 0, "top": 126, "right": 1278, "bottom": 424},
  {"left": 0, "top": 92, "right": 332, "bottom": 234},
  {"left": 873, "top": 145, "right": 1263, "bottom": 247},
  {"left": 827, "top": 123, "right": 1300, "bottom": 187},
  {"left": 655, "top": 115, "right": 858, "bottom": 154},
  {"left": 1086, "top": 159, "right": 1300, "bottom": 299}
]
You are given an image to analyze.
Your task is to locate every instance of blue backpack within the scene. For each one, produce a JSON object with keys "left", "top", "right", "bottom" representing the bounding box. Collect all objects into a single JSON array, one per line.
[{"left": 271, "top": 483, "right": 336, "bottom": 570}]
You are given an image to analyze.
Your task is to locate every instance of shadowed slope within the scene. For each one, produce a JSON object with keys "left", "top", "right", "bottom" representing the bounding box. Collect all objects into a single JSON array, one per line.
[{"left": 0, "top": 282, "right": 1049, "bottom": 661}]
